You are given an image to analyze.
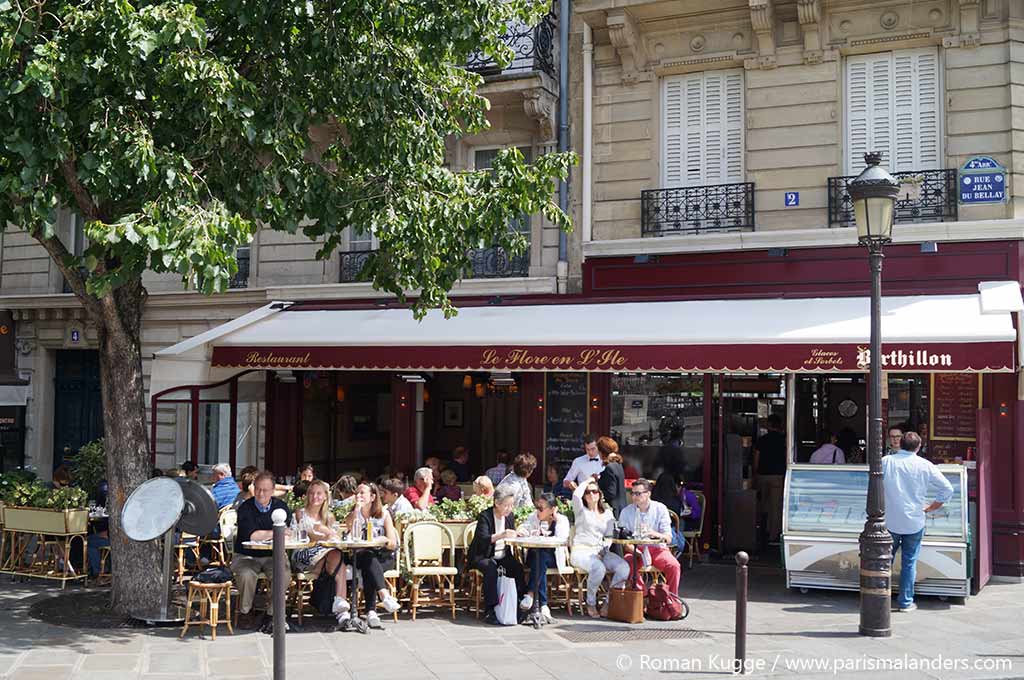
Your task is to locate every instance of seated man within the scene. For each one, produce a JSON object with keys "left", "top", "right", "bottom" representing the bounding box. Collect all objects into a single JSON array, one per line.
[
  {"left": 380, "top": 478, "right": 414, "bottom": 519},
  {"left": 232, "top": 470, "right": 292, "bottom": 631},
  {"left": 210, "top": 463, "right": 238, "bottom": 509},
  {"left": 619, "top": 477, "right": 681, "bottom": 597},
  {"left": 517, "top": 492, "right": 570, "bottom": 623},
  {"left": 403, "top": 467, "right": 435, "bottom": 510}
]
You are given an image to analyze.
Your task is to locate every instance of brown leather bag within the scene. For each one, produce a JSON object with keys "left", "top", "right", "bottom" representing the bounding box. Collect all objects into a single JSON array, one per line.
[{"left": 606, "top": 587, "right": 644, "bottom": 624}]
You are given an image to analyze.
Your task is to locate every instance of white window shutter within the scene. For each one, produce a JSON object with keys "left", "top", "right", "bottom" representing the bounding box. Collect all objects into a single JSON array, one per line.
[
  {"left": 868, "top": 54, "right": 893, "bottom": 172},
  {"left": 723, "top": 71, "right": 745, "bottom": 183},
  {"left": 845, "top": 57, "right": 870, "bottom": 174},
  {"left": 662, "top": 77, "right": 684, "bottom": 187},
  {"left": 912, "top": 48, "right": 941, "bottom": 171},
  {"left": 662, "top": 69, "right": 744, "bottom": 187},
  {"left": 893, "top": 51, "right": 915, "bottom": 171},
  {"left": 683, "top": 74, "right": 704, "bottom": 187}
]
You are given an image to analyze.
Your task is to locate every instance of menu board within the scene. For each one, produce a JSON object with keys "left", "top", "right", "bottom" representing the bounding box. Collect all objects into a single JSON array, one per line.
[
  {"left": 930, "top": 374, "right": 979, "bottom": 441},
  {"left": 545, "top": 373, "right": 588, "bottom": 471}
]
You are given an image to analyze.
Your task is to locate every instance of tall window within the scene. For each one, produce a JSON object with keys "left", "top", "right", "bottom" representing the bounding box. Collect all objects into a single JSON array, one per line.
[
  {"left": 62, "top": 213, "right": 87, "bottom": 293},
  {"left": 473, "top": 147, "right": 533, "bottom": 240},
  {"left": 662, "top": 70, "right": 744, "bottom": 187},
  {"left": 845, "top": 48, "right": 941, "bottom": 174},
  {"left": 346, "top": 226, "right": 376, "bottom": 251}
]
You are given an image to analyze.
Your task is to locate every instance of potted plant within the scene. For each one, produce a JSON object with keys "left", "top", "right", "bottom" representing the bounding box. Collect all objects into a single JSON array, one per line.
[{"left": 1, "top": 478, "right": 89, "bottom": 534}]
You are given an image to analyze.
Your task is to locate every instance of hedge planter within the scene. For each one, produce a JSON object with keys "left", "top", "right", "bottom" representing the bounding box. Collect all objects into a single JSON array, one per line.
[{"left": 3, "top": 506, "right": 88, "bottom": 534}]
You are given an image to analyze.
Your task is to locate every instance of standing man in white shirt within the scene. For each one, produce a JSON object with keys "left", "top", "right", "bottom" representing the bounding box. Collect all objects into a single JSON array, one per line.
[
  {"left": 882, "top": 431, "right": 953, "bottom": 612},
  {"left": 562, "top": 434, "right": 604, "bottom": 491}
]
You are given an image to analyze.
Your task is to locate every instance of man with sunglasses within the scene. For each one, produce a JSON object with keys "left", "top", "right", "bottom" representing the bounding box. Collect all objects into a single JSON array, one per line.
[{"left": 618, "top": 478, "right": 681, "bottom": 597}]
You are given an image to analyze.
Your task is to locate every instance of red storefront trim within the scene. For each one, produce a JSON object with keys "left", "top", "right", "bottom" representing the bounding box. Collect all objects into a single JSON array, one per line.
[{"left": 211, "top": 342, "right": 1014, "bottom": 374}]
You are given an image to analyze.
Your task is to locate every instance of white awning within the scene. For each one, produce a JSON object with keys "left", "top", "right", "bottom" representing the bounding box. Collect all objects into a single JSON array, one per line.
[{"left": 150, "top": 287, "right": 1020, "bottom": 394}]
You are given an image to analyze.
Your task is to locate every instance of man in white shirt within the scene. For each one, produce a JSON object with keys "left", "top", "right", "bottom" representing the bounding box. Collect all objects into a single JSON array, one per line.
[
  {"left": 618, "top": 478, "right": 680, "bottom": 596},
  {"left": 882, "top": 431, "right": 953, "bottom": 612},
  {"left": 380, "top": 478, "right": 414, "bottom": 519},
  {"left": 562, "top": 434, "right": 604, "bottom": 491}
]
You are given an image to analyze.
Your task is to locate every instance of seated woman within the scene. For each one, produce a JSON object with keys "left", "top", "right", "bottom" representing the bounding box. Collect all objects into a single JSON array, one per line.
[
  {"left": 517, "top": 492, "right": 570, "bottom": 622},
  {"left": 435, "top": 468, "right": 463, "bottom": 501},
  {"left": 468, "top": 484, "right": 527, "bottom": 624},
  {"left": 570, "top": 477, "right": 629, "bottom": 618},
  {"left": 290, "top": 480, "right": 350, "bottom": 623},
  {"left": 343, "top": 482, "right": 402, "bottom": 629},
  {"left": 541, "top": 464, "right": 572, "bottom": 500},
  {"left": 472, "top": 475, "right": 494, "bottom": 498},
  {"left": 498, "top": 452, "right": 537, "bottom": 508}
]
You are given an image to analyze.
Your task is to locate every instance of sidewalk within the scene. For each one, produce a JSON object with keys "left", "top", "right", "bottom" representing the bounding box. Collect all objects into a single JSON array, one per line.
[{"left": 0, "top": 563, "right": 1021, "bottom": 680}]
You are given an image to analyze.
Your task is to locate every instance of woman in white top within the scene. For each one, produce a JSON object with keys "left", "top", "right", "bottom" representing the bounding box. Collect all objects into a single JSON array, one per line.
[
  {"left": 499, "top": 452, "right": 537, "bottom": 508},
  {"left": 342, "top": 483, "right": 402, "bottom": 628},
  {"left": 570, "top": 477, "right": 630, "bottom": 618}
]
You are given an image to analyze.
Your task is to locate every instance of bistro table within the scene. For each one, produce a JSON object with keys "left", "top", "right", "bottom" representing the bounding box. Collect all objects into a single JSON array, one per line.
[
  {"left": 609, "top": 536, "right": 668, "bottom": 621},
  {"left": 506, "top": 535, "right": 567, "bottom": 629},
  {"left": 321, "top": 536, "right": 390, "bottom": 632}
]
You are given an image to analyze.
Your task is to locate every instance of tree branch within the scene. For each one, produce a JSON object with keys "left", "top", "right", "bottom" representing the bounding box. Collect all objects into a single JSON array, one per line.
[
  {"left": 34, "top": 233, "right": 103, "bottom": 319},
  {"left": 58, "top": 158, "right": 102, "bottom": 221}
]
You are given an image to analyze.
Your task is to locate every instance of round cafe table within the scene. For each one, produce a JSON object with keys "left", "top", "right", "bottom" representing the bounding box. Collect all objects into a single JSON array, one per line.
[
  {"left": 506, "top": 535, "right": 567, "bottom": 629},
  {"left": 320, "top": 537, "right": 390, "bottom": 630}
]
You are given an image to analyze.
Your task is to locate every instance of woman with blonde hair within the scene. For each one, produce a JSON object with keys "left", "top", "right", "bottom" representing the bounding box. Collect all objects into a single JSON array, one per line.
[
  {"left": 290, "top": 479, "right": 349, "bottom": 622},
  {"left": 597, "top": 436, "right": 627, "bottom": 517},
  {"left": 343, "top": 482, "right": 401, "bottom": 628},
  {"left": 472, "top": 475, "right": 494, "bottom": 498}
]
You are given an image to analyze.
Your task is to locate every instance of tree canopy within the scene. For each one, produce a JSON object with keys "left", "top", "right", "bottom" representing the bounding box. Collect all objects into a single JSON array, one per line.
[{"left": 0, "top": 0, "right": 573, "bottom": 315}]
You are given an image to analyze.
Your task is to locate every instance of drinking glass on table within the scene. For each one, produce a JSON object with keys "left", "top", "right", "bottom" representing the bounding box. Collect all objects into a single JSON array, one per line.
[{"left": 539, "top": 521, "right": 549, "bottom": 538}]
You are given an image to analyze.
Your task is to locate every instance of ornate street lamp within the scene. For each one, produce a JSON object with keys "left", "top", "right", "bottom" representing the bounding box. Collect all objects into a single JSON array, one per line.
[{"left": 849, "top": 151, "right": 900, "bottom": 637}]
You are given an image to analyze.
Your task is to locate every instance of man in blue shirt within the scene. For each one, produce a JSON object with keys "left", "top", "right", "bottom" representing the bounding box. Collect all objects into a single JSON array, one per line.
[
  {"left": 210, "top": 463, "right": 238, "bottom": 509},
  {"left": 882, "top": 431, "right": 953, "bottom": 612}
]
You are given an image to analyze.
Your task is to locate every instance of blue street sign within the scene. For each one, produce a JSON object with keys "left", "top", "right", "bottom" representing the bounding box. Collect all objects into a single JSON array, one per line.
[
  {"left": 70, "top": 329, "right": 80, "bottom": 343},
  {"left": 784, "top": 192, "right": 799, "bottom": 207},
  {"left": 959, "top": 156, "right": 1007, "bottom": 205}
]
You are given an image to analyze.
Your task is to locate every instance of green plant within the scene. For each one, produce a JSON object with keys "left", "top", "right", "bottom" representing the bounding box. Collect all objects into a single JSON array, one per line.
[
  {"left": 331, "top": 498, "right": 355, "bottom": 524},
  {"left": 555, "top": 497, "right": 574, "bottom": 522},
  {"left": 512, "top": 504, "right": 533, "bottom": 525},
  {"left": 67, "top": 439, "right": 107, "bottom": 501},
  {"left": 0, "top": 477, "right": 47, "bottom": 507},
  {"left": 43, "top": 486, "right": 89, "bottom": 510}
]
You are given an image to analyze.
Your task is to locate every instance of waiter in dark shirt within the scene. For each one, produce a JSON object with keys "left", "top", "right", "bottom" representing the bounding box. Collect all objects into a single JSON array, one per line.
[
  {"left": 753, "top": 414, "right": 787, "bottom": 545},
  {"left": 232, "top": 470, "right": 292, "bottom": 630}
]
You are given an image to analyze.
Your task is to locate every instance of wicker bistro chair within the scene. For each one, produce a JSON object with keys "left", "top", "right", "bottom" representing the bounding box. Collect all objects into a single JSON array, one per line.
[
  {"left": 682, "top": 492, "right": 707, "bottom": 568},
  {"left": 200, "top": 507, "right": 237, "bottom": 567},
  {"left": 174, "top": 533, "right": 201, "bottom": 583},
  {"left": 402, "top": 521, "right": 458, "bottom": 621},
  {"left": 463, "top": 523, "right": 484, "bottom": 617}
]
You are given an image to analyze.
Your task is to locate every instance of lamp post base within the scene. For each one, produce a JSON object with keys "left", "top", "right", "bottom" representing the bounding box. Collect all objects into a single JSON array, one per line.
[{"left": 858, "top": 519, "right": 893, "bottom": 638}]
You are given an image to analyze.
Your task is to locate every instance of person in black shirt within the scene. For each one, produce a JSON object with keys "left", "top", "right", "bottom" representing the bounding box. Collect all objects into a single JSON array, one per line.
[
  {"left": 753, "top": 414, "right": 787, "bottom": 545},
  {"left": 232, "top": 471, "right": 292, "bottom": 629}
]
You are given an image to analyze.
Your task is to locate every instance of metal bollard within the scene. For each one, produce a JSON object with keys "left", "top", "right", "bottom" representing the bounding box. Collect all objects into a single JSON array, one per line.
[
  {"left": 271, "top": 509, "right": 287, "bottom": 680},
  {"left": 735, "top": 551, "right": 749, "bottom": 675}
]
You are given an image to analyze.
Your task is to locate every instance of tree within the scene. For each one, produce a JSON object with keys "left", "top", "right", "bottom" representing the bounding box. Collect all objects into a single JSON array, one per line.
[{"left": 0, "top": 0, "right": 572, "bottom": 614}]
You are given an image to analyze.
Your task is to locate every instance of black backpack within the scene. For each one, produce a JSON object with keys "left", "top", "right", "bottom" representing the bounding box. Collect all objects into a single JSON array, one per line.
[{"left": 310, "top": 562, "right": 343, "bottom": 617}]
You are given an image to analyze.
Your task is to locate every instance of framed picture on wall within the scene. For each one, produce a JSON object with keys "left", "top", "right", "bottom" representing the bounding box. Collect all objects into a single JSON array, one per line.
[{"left": 443, "top": 400, "right": 464, "bottom": 428}]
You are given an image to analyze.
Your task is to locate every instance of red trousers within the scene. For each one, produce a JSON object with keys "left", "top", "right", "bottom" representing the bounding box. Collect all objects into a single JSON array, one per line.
[{"left": 625, "top": 545, "right": 681, "bottom": 595}]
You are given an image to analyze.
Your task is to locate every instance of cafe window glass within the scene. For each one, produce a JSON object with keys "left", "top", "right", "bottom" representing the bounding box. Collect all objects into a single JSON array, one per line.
[
  {"left": 610, "top": 373, "right": 704, "bottom": 481},
  {"left": 794, "top": 375, "right": 866, "bottom": 464},
  {"left": 886, "top": 374, "right": 929, "bottom": 437}
]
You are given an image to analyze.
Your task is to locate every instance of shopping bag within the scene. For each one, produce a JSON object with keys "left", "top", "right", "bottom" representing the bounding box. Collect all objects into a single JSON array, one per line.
[
  {"left": 607, "top": 587, "right": 644, "bottom": 624},
  {"left": 494, "top": 569, "right": 518, "bottom": 625}
]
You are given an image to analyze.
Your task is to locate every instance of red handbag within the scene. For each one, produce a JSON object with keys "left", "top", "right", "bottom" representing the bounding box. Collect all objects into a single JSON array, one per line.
[{"left": 644, "top": 583, "right": 689, "bottom": 621}]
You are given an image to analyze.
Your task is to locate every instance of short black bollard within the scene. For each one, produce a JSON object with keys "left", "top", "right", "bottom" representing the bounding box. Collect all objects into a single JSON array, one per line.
[
  {"left": 271, "top": 509, "right": 288, "bottom": 680},
  {"left": 735, "top": 551, "right": 749, "bottom": 675}
]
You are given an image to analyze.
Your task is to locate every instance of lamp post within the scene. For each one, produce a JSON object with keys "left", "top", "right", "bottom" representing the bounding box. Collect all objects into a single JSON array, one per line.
[{"left": 848, "top": 151, "right": 900, "bottom": 637}]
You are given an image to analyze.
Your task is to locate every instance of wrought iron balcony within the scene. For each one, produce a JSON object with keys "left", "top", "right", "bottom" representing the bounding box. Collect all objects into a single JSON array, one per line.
[
  {"left": 465, "top": 245, "right": 530, "bottom": 279},
  {"left": 641, "top": 183, "right": 756, "bottom": 237},
  {"left": 467, "top": 15, "right": 556, "bottom": 79},
  {"left": 339, "top": 246, "right": 529, "bottom": 283},
  {"left": 827, "top": 168, "right": 957, "bottom": 229},
  {"left": 228, "top": 247, "right": 250, "bottom": 289},
  {"left": 339, "top": 249, "right": 374, "bottom": 283}
]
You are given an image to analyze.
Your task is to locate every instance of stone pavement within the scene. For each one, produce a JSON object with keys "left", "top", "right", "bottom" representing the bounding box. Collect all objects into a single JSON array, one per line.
[{"left": 1, "top": 563, "right": 1022, "bottom": 680}]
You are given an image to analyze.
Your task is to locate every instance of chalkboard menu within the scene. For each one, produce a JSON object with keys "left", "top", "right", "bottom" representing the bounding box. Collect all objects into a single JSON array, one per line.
[
  {"left": 931, "top": 373, "right": 979, "bottom": 441},
  {"left": 545, "top": 373, "right": 589, "bottom": 471}
]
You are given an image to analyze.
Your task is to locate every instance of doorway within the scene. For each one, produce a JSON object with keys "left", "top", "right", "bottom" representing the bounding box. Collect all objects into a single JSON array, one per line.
[{"left": 53, "top": 350, "right": 103, "bottom": 469}]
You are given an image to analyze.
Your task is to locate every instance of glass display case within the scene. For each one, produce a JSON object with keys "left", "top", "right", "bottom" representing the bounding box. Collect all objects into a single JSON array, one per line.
[{"left": 783, "top": 464, "right": 970, "bottom": 598}]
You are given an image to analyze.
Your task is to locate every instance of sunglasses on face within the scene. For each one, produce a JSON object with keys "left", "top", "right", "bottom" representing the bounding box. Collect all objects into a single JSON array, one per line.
[{"left": 585, "top": 488, "right": 600, "bottom": 495}]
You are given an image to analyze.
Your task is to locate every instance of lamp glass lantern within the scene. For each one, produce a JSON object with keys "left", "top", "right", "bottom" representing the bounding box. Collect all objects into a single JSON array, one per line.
[{"left": 848, "top": 152, "right": 900, "bottom": 246}]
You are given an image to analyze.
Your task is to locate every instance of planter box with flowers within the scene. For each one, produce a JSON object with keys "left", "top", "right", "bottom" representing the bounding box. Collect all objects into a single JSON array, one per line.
[{"left": 0, "top": 475, "right": 89, "bottom": 534}]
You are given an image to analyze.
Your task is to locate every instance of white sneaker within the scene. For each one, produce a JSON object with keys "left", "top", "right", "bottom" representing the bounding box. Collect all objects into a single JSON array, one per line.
[
  {"left": 541, "top": 605, "right": 553, "bottom": 623},
  {"left": 336, "top": 611, "right": 351, "bottom": 625},
  {"left": 366, "top": 611, "right": 383, "bottom": 629},
  {"left": 332, "top": 596, "right": 350, "bottom": 615},
  {"left": 519, "top": 594, "right": 534, "bottom": 610},
  {"left": 380, "top": 594, "right": 401, "bottom": 614}
]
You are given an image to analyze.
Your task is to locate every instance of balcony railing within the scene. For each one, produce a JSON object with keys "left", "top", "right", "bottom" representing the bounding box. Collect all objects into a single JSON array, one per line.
[
  {"left": 641, "top": 183, "right": 756, "bottom": 237},
  {"left": 228, "top": 247, "right": 250, "bottom": 289},
  {"left": 467, "top": 15, "right": 556, "bottom": 79},
  {"left": 338, "top": 246, "right": 529, "bottom": 283},
  {"left": 827, "top": 168, "right": 957, "bottom": 229}
]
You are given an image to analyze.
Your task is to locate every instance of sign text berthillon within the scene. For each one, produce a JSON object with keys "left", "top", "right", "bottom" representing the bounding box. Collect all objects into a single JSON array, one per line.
[
  {"left": 856, "top": 347, "right": 952, "bottom": 370},
  {"left": 481, "top": 348, "right": 628, "bottom": 369}
]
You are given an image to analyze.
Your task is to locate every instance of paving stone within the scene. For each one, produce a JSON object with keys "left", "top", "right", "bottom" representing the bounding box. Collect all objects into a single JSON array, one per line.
[
  {"left": 206, "top": 658, "right": 266, "bottom": 677},
  {"left": 71, "top": 672, "right": 141, "bottom": 680},
  {"left": 146, "top": 653, "right": 202, "bottom": 674},
  {"left": 20, "top": 652, "right": 80, "bottom": 667},
  {"left": 0, "top": 654, "right": 22, "bottom": 676},
  {"left": 78, "top": 655, "right": 139, "bottom": 672},
  {"left": 9, "top": 667, "right": 74, "bottom": 680}
]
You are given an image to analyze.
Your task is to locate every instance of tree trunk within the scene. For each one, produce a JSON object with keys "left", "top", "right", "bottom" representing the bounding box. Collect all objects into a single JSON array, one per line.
[{"left": 95, "top": 280, "right": 163, "bottom": 615}]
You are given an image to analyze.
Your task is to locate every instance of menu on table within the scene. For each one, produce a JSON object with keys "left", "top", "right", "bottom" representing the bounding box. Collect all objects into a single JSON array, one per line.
[{"left": 930, "top": 374, "right": 979, "bottom": 441}]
